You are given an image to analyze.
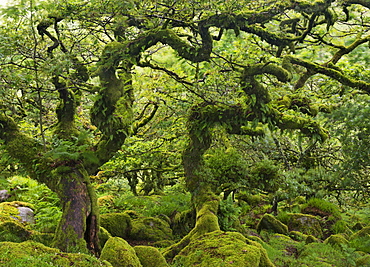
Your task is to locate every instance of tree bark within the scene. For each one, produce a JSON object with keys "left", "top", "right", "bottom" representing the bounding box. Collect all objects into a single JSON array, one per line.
[{"left": 51, "top": 165, "right": 99, "bottom": 254}]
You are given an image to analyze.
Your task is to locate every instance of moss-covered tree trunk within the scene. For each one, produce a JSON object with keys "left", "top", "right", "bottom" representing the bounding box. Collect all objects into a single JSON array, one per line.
[
  {"left": 51, "top": 166, "right": 99, "bottom": 254},
  {"left": 164, "top": 121, "right": 221, "bottom": 259}
]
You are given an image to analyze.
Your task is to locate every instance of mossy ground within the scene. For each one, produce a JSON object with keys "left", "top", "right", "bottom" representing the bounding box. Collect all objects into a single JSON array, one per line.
[
  {"left": 0, "top": 240, "right": 111, "bottom": 266},
  {"left": 173, "top": 230, "right": 274, "bottom": 267}
]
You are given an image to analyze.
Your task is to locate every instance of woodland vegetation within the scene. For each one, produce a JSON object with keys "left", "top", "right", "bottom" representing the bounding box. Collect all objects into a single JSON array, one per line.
[{"left": 0, "top": 0, "right": 369, "bottom": 266}]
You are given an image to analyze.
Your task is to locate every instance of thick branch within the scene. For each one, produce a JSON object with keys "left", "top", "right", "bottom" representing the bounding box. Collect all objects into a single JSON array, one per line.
[
  {"left": 132, "top": 103, "right": 159, "bottom": 134},
  {"left": 0, "top": 114, "right": 50, "bottom": 184},
  {"left": 343, "top": 0, "right": 370, "bottom": 9},
  {"left": 287, "top": 56, "right": 370, "bottom": 92},
  {"left": 270, "top": 108, "right": 328, "bottom": 141}
]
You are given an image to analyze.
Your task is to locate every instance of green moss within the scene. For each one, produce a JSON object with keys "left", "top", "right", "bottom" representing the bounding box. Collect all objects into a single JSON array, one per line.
[
  {"left": 299, "top": 242, "right": 355, "bottom": 266},
  {"left": 356, "top": 254, "right": 370, "bottom": 267},
  {"left": 52, "top": 223, "right": 88, "bottom": 254},
  {"left": 331, "top": 219, "right": 352, "bottom": 235},
  {"left": 305, "top": 235, "right": 318, "bottom": 243},
  {"left": 97, "top": 195, "right": 114, "bottom": 208},
  {"left": 301, "top": 198, "right": 342, "bottom": 219},
  {"left": 100, "top": 237, "right": 142, "bottom": 267},
  {"left": 289, "top": 230, "right": 308, "bottom": 241},
  {"left": 0, "top": 202, "right": 21, "bottom": 222},
  {"left": 257, "top": 214, "right": 288, "bottom": 235},
  {"left": 172, "top": 209, "right": 196, "bottom": 237},
  {"left": 0, "top": 221, "right": 32, "bottom": 242},
  {"left": 324, "top": 234, "right": 349, "bottom": 248},
  {"left": 285, "top": 213, "right": 323, "bottom": 238},
  {"left": 134, "top": 246, "right": 169, "bottom": 267},
  {"left": 173, "top": 230, "right": 274, "bottom": 267},
  {"left": 349, "top": 226, "right": 370, "bottom": 253},
  {"left": 30, "top": 231, "right": 54, "bottom": 247},
  {"left": 99, "top": 227, "right": 112, "bottom": 249},
  {"left": 100, "top": 213, "right": 132, "bottom": 239},
  {"left": 0, "top": 240, "right": 111, "bottom": 266},
  {"left": 130, "top": 217, "right": 173, "bottom": 242},
  {"left": 350, "top": 226, "right": 370, "bottom": 240},
  {"left": 123, "top": 210, "right": 140, "bottom": 219}
]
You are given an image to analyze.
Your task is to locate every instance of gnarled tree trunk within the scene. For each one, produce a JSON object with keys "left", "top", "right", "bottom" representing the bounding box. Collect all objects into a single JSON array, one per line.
[{"left": 51, "top": 166, "right": 99, "bottom": 254}]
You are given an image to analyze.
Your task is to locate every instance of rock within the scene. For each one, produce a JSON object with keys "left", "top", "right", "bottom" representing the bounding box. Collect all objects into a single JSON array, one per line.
[
  {"left": 99, "top": 227, "right": 112, "bottom": 249},
  {"left": 305, "top": 235, "right": 318, "bottom": 243},
  {"left": 324, "top": 234, "right": 349, "bottom": 247},
  {"left": 171, "top": 209, "right": 196, "bottom": 237},
  {"left": 130, "top": 217, "right": 173, "bottom": 242},
  {"left": 350, "top": 226, "right": 370, "bottom": 240},
  {"left": 0, "top": 190, "right": 11, "bottom": 202},
  {"left": 0, "top": 201, "right": 35, "bottom": 224},
  {"left": 289, "top": 230, "right": 308, "bottom": 241},
  {"left": 0, "top": 221, "right": 32, "bottom": 242},
  {"left": 17, "top": 206, "right": 35, "bottom": 224},
  {"left": 352, "top": 222, "right": 364, "bottom": 231},
  {"left": 349, "top": 226, "right": 370, "bottom": 253},
  {"left": 100, "top": 213, "right": 132, "bottom": 239},
  {"left": 257, "top": 214, "right": 288, "bottom": 235},
  {"left": 0, "top": 240, "right": 111, "bottom": 266},
  {"left": 173, "top": 230, "right": 274, "bottom": 267},
  {"left": 134, "top": 245, "right": 169, "bottom": 267},
  {"left": 356, "top": 254, "right": 370, "bottom": 267},
  {"left": 100, "top": 237, "right": 142, "bottom": 267},
  {"left": 286, "top": 213, "right": 323, "bottom": 238}
]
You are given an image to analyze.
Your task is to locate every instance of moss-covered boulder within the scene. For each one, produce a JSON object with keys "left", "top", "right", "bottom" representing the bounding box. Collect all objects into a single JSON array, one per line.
[
  {"left": 100, "top": 213, "right": 132, "bottom": 239},
  {"left": 0, "top": 221, "right": 32, "bottom": 242},
  {"left": 356, "top": 254, "right": 370, "bottom": 267},
  {"left": 349, "top": 226, "right": 370, "bottom": 253},
  {"left": 305, "top": 234, "right": 318, "bottom": 243},
  {"left": 30, "top": 231, "right": 54, "bottom": 246},
  {"left": 100, "top": 237, "right": 142, "bottom": 267},
  {"left": 301, "top": 198, "right": 341, "bottom": 219},
  {"left": 130, "top": 217, "right": 173, "bottom": 242},
  {"left": 285, "top": 213, "right": 323, "bottom": 238},
  {"left": 0, "top": 201, "right": 34, "bottom": 223},
  {"left": 324, "top": 234, "right": 349, "bottom": 247},
  {"left": 134, "top": 245, "right": 169, "bottom": 267},
  {"left": 257, "top": 214, "right": 288, "bottom": 235},
  {"left": 173, "top": 230, "right": 275, "bottom": 267},
  {"left": 99, "top": 227, "right": 112, "bottom": 249},
  {"left": 0, "top": 240, "right": 111, "bottom": 266},
  {"left": 350, "top": 226, "right": 370, "bottom": 240},
  {"left": 171, "top": 209, "right": 196, "bottom": 237},
  {"left": 289, "top": 230, "right": 308, "bottom": 241}
]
